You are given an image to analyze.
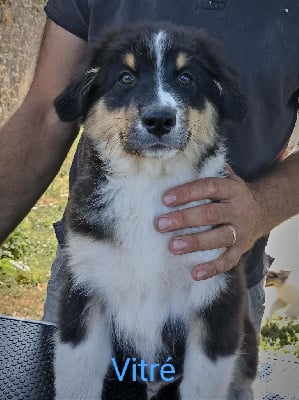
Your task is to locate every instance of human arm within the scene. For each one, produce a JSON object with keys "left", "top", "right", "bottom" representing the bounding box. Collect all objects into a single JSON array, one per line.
[
  {"left": 0, "top": 20, "right": 87, "bottom": 244},
  {"left": 155, "top": 151, "right": 299, "bottom": 280}
]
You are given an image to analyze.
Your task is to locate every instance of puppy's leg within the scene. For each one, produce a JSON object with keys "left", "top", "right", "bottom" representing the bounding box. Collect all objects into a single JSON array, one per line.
[
  {"left": 55, "top": 293, "right": 111, "bottom": 400},
  {"left": 180, "top": 276, "right": 245, "bottom": 400},
  {"left": 228, "top": 316, "right": 258, "bottom": 400},
  {"left": 179, "top": 319, "right": 237, "bottom": 400},
  {"left": 55, "top": 312, "right": 111, "bottom": 400}
]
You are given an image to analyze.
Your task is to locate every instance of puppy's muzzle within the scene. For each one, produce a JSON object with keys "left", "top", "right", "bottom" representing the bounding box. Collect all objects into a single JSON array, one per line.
[{"left": 142, "top": 108, "right": 177, "bottom": 138}]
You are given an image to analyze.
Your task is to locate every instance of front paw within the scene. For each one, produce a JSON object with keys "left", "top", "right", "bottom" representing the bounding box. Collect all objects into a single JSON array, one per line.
[{"left": 154, "top": 378, "right": 182, "bottom": 400}]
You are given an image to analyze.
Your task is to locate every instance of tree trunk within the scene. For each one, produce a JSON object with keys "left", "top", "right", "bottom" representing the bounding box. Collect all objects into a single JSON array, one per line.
[{"left": 0, "top": 0, "right": 46, "bottom": 126}]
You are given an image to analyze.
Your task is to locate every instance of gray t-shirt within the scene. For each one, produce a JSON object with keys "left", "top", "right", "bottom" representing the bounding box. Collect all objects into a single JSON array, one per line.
[{"left": 45, "top": 0, "right": 299, "bottom": 287}]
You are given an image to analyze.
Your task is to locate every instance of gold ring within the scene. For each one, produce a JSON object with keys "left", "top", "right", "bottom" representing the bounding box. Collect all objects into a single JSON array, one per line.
[{"left": 227, "top": 225, "right": 237, "bottom": 246}]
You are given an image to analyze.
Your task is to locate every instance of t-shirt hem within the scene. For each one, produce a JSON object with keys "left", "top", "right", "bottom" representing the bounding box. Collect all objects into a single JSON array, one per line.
[{"left": 44, "top": 3, "right": 88, "bottom": 42}]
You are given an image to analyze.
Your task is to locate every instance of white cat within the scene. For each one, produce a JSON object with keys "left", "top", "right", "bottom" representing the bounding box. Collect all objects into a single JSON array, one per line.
[{"left": 266, "top": 270, "right": 299, "bottom": 318}]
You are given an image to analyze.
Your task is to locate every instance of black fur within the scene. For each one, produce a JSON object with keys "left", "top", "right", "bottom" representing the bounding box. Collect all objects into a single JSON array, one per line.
[
  {"left": 59, "top": 273, "right": 91, "bottom": 346},
  {"left": 153, "top": 378, "right": 182, "bottom": 400},
  {"left": 161, "top": 318, "right": 186, "bottom": 372},
  {"left": 198, "top": 141, "right": 222, "bottom": 171},
  {"left": 65, "top": 136, "right": 115, "bottom": 242},
  {"left": 55, "top": 24, "right": 247, "bottom": 125},
  {"left": 201, "top": 268, "right": 245, "bottom": 362},
  {"left": 240, "top": 316, "right": 258, "bottom": 380}
]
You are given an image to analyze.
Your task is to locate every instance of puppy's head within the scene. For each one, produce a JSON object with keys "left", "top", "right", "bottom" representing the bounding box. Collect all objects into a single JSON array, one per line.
[
  {"left": 265, "top": 270, "right": 291, "bottom": 287},
  {"left": 55, "top": 25, "right": 247, "bottom": 161}
]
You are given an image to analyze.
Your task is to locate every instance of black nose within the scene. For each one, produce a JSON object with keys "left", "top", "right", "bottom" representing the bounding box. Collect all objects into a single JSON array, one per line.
[{"left": 142, "top": 110, "right": 176, "bottom": 137}]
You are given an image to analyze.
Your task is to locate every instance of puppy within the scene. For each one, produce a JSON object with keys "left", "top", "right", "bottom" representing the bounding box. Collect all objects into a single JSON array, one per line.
[{"left": 53, "top": 24, "right": 258, "bottom": 400}]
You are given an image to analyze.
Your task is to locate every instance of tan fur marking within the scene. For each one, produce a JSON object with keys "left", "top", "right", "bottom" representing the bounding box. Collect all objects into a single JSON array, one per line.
[
  {"left": 176, "top": 52, "right": 188, "bottom": 70},
  {"left": 187, "top": 102, "right": 218, "bottom": 146},
  {"left": 84, "top": 100, "right": 218, "bottom": 173},
  {"left": 265, "top": 270, "right": 291, "bottom": 287},
  {"left": 84, "top": 100, "right": 138, "bottom": 159},
  {"left": 123, "top": 53, "right": 136, "bottom": 70}
]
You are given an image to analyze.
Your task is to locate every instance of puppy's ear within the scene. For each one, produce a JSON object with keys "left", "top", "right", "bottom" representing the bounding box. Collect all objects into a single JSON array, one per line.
[
  {"left": 54, "top": 68, "right": 99, "bottom": 122},
  {"left": 278, "top": 270, "right": 291, "bottom": 279},
  {"left": 212, "top": 69, "right": 247, "bottom": 122},
  {"left": 194, "top": 32, "right": 247, "bottom": 122}
]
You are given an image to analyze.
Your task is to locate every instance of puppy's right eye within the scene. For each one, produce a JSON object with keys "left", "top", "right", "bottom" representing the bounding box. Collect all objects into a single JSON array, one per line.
[
  {"left": 177, "top": 72, "right": 194, "bottom": 87},
  {"left": 119, "top": 72, "right": 135, "bottom": 86}
]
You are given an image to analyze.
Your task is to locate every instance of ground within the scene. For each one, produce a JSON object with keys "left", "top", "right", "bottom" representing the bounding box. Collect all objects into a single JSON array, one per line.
[{"left": 0, "top": 284, "right": 46, "bottom": 320}]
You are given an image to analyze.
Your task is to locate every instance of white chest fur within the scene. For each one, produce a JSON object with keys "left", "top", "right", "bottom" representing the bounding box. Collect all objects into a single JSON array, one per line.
[{"left": 66, "top": 152, "right": 228, "bottom": 361}]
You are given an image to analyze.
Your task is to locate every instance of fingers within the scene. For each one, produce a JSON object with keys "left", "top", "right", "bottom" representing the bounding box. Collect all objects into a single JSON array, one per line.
[
  {"left": 191, "top": 247, "right": 241, "bottom": 281},
  {"left": 162, "top": 175, "right": 237, "bottom": 206},
  {"left": 169, "top": 225, "right": 237, "bottom": 255},
  {"left": 156, "top": 167, "right": 261, "bottom": 281},
  {"left": 156, "top": 203, "right": 234, "bottom": 233}
]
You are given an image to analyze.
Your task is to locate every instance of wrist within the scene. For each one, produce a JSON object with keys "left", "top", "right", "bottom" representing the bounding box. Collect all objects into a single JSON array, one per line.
[
  {"left": 247, "top": 180, "right": 272, "bottom": 239},
  {"left": 248, "top": 152, "right": 299, "bottom": 238}
]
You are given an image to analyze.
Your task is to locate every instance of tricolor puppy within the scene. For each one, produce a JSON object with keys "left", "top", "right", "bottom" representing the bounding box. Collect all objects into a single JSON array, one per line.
[{"left": 54, "top": 25, "right": 257, "bottom": 400}]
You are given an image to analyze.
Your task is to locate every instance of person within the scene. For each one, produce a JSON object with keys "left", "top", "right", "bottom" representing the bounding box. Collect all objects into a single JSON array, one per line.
[{"left": 0, "top": 0, "right": 298, "bottom": 331}]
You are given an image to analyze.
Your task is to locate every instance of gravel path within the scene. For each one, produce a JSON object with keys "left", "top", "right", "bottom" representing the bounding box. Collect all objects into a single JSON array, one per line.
[{"left": 254, "top": 349, "right": 299, "bottom": 400}]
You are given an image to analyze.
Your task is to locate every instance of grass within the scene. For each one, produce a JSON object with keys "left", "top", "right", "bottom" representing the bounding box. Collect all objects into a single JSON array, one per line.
[
  {"left": 0, "top": 137, "right": 298, "bottom": 357},
  {"left": 261, "top": 315, "right": 299, "bottom": 357}
]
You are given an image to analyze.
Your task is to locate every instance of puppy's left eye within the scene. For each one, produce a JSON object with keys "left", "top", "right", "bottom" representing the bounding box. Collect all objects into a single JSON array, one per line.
[
  {"left": 178, "top": 72, "right": 194, "bottom": 87},
  {"left": 119, "top": 72, "right": 135, "bottom": 86}
]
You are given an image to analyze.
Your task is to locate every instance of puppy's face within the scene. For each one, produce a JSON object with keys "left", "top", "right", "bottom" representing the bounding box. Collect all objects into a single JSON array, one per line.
[
  {"left": 265, "top": 270, "right": 291, "bottom": 287},
  {"left": 55, "top": 26, "right": 246, "bottom": 161}
]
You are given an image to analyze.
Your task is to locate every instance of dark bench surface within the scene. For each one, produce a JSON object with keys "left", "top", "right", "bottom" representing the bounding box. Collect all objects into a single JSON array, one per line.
[
  {"left": 0, "top": 316, "right": 298, "bottom": 400},
  {"left": 0, "top": 316, "right": 55, "bottom": 400}
]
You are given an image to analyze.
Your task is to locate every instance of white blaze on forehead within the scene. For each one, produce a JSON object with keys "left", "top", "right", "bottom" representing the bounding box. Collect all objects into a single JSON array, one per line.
[
  {"left": 152, "top": 31, "right": 177, "bottom": 107},
  {"left": 154, "top": 31, "right": 167, "bottom": 71}
]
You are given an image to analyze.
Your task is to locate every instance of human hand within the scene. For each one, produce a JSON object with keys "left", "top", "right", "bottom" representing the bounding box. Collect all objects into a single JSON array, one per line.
[{"left": 155, "top": 167, "right": 265, "bottom": 281}]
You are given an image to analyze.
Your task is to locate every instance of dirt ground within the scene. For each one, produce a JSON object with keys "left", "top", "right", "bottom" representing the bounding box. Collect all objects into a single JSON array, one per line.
[{"left": 0, "top": 284, "right": 47, "bottom": 320}]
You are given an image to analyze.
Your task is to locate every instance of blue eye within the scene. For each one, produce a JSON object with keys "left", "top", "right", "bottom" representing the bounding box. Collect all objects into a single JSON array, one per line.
[
  {"left": 178, "top": 72, "right": 194, "bottom": 86},
  {"left": 119, "top": 72, "right": 135, "bottom": 86}
]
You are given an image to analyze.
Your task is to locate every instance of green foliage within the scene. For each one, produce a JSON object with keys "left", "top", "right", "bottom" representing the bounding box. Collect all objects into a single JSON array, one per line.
[
  {"left": 261, "top": 316, "right": 299, "bottom": 357},
  {"left": 0, "top": 228, "right": 32, "bottom": 287},
  {"left": 0, "top": 205, "right": 62, "bottom": 287},
  {"left": 0, "top": 227, "right": 29, "bottom": 260},
  {"left": 0, "top": 258, "right": 16, "bottom": 280}
]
